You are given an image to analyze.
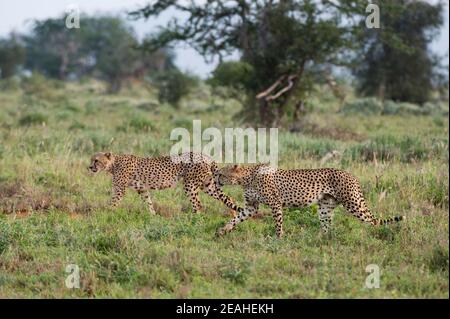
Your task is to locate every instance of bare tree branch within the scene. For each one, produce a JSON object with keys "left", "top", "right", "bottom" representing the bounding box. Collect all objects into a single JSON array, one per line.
[
  {"left": 266, "top": 75, "right": 298, "bottom": 101},
  {"left": 256, "top": 75, "right": 287, "bottom": 99}
]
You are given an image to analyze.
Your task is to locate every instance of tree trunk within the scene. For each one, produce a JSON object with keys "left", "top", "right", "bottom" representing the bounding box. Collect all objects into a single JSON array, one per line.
[
  {"left": 259, "top": 98, "right": 273, "bottom": 126},
  {"left": 107, "top": 78, "right": 122, "bottom": 94}
]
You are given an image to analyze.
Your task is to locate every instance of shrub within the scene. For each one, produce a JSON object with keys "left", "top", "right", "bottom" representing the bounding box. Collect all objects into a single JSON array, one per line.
[
  {"left": 21, "top": 73, "right": 64, "bottom": 100},
  {"left": 69, "top": 121, "right": 86, "bottom": 131},
  {"left": 341, "top": 98, "right": 448, "bottom": 116},
  {"left": 382, "top": 100, "right": 425, "bottom": 115},
  {"left": 129, "top": 116, "right": 154, "bottom": 133},
  {"left": 427, "top": 245, "right": 449, "bottom": 273},
  {"left": 423, "top": 102, "right": 449, "bottom": 116},
  {"left": 0, "top": 221, "right": 11, "bottom": 255},
  {"left": 0, "top": 78, "right": 20, "bottom": 91},
  {"left": 18, "top": 112, "right": 47, "bottom": 126},
  {"left": 151, "top": 69, "right": 199, "bottom": 107},
  {"left": 340, "top": 98, "right": 383, "bottom": 115}
]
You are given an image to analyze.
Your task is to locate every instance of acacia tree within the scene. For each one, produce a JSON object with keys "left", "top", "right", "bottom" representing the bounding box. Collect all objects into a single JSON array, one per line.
[
  {"left": 23, "top": 15, "right": 176, "bottom": 93},
  {"left": 354, "top": 0, "right": 444, "bottom": 104},
  {"left": 24, "top": 18, "right": 81, "bottom": 80},
  {"left": 0, "top": 33, "right": 25, "bottom": 79},
  {"left": 130, "top": 0, "right": 366, "bottom": 125}
]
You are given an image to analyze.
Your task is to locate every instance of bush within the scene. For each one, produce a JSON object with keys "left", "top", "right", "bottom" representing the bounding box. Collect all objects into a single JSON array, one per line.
[
  {"left": 129, "top": 116, "right": 154, "bottom": 133},
  {"left": 151, "top": 69, "right": 198, "bottom": 107},
  {"left": 341, "top": 98, "right": 383, "bottom": 115},
  {"left": 0, "top": 78, "right": 20, "bottom": 90},
  {"left": 342, "top": 98, "right": 448, "bottom": 116},
  {"left": 21, "top": 73, "right": 64, "bottom": 100},
  {"left": 427, "top": 245, "right": 449, "bottom": 273},
  {"left": 18, "top": 112, "right": 47, "bottom": 126},
  {"left": 0, "top": 221, "right": 11, "bottom": 255},
  {"left": 423, "top": 102, "right": 449, "bottom": 116},
  {"left": 382, "top": 100, "right": 425, "bottom": 115}
]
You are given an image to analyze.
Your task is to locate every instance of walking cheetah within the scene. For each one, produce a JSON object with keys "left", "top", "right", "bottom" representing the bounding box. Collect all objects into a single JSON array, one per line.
[
  {"left": 88, "top": 152, "right": 242, "bottom": 214},
  {"left": 215, "top": 164, "right": 405, "bottom": 237}
]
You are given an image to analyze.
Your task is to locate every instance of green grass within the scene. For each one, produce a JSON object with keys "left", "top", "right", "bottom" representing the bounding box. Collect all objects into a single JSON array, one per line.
[{"left": 0, "top": 78, "right": 448, "bottom": 298}]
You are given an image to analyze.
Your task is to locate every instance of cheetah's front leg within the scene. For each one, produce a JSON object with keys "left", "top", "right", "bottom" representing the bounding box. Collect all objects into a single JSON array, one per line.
[
  {"left": 184, "top": 182, "right": 202, "bottom": 213},
  {"left": 110, "top": 183, "right": 126, "bottom": 208},
  {"left": 203, "top": 176, "right": 243, "bottom": 214},
  {"left": 216, "top": 196, "right": 258, "bottom": 236},
  {"left": 271, "top": 206, "right": 284, "bottom": 238}
]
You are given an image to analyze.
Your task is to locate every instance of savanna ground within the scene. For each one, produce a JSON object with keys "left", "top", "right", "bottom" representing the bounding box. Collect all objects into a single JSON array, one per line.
[{"left": 0, "top": 76, "right": 448, "bottom": 298}]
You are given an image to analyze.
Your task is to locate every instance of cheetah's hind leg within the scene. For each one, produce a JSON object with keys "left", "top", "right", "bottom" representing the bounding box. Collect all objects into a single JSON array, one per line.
[
  {"left": 138, "top": 190, "right": 156, "bottom": 215},
  {"left": 184, "top": 182, "right": 203, "bottom": 213}
]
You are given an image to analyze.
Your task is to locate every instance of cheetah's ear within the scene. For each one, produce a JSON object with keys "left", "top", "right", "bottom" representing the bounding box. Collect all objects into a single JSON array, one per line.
[
  {"left": 232, "top": 164, "right": 240, "bottom": 171},
  {"left": 105, "top": 152, "right": 112, "bottom": 159}
]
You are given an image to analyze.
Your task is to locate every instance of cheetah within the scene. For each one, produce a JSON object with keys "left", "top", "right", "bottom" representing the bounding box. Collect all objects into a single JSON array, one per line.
[
  {"left": 88, "top": 152, "right": 242, "bottom": 214},
  {"left": 215, "top": 164, "right": 405, "bottom": 238}
]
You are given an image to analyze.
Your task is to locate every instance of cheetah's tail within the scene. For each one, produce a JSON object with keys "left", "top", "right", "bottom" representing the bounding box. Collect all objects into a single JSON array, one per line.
[{"left": 374, "top": 215, "right": 406, "bottom": 226}]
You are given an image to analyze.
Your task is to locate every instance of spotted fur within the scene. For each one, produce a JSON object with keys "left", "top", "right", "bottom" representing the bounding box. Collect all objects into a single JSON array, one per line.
[
  {"left": 88, "top": 152, "right": 242, "bottom": 214},
  {"left": 215, "top": 164, "right": 405, "bottom": 237}
]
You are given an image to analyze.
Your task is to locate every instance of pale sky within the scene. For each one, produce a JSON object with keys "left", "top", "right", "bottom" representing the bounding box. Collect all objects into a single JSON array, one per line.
[{"left": 0, "top": 0, "right": 448, "bottom": 78}]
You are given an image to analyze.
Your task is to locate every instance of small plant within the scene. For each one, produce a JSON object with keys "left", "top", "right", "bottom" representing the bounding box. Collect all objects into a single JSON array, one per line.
[
  {"left": 18, "top": 112, "right": 47, "bottom": 126},
  {"left": 428, "top": 245, "right": 449, "bottom": 273},
  {"left": 129, "top": 116, "right": 154, "bottom": 133},
  {"left": 0, "top": 221, "right": 11, "bottom": 255}
]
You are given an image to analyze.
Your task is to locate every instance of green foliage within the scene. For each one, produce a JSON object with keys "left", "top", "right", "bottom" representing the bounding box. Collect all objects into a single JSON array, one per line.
[
  {"left": 23, "top": 15, "right": 175, "bottom": 93},
  {"left": 21, "top": 72, "right": 65, "bottom": 100},
  {"left": 18, "top": 112, "right": 47, "bottom": 126},
  {"left": 0, "top": 221, "right": 11, "bottom": 255},
  {"left": 131, "top": 0, "right": 367, "bottom": 125},
  {"left": 342, "top": 98, "right": 449, "bottom": 116},
  {"left": 208, "top": 61, "right": 254, "bottom": 90},
  {"left": 151, "top": 69, "right": 199, "bottom": 107},
  {"left": 354, "top": 0, "right": 444, "bottom": 104},
  {"left": 0, "top": 34, "right": 25, "bottom": 79},
  {"left": 428, "top": 245, "right": 449, "bottom": 273},
  {"left": 344, "top": 135, "right": 431, "bottom": 163},
  {"left": 130, "top": 117, "right": 153, "bottom": 133},
  {"left": 383, "top": 101, "right": 426, "bottom": 116},
  {"left": 281, "top": 135, "right": 339, "bottom": 159},
  {"left": 341, "top": 98, "right": 383, "bottom": 115},
  {"left": 0, "top": 78, "right": 20, "bottom": 91}
]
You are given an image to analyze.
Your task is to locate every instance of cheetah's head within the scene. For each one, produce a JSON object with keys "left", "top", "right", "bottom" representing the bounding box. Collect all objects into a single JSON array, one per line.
[
  {"left": 215, "top": 164, "right": 246, "bottom": 186},
  {"left": 88, "top": 152, "right": 114, "bottom": 173}
]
